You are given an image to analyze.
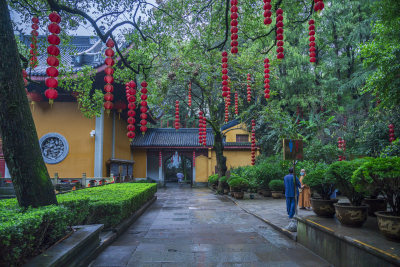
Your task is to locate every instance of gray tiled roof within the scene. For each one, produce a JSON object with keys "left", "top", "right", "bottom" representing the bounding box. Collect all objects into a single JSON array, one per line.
[
  {"left": 131, "top": 128, "right": 254, "bottom": 148},
  {"left": 131, "top": 128, "right": 214, "bottom": 147},
  {"left": 22, "top": 35, "right": 104, "bottom": 76},
  {"left": 221, "top": 118, "right": 241, "bottom": 131}
]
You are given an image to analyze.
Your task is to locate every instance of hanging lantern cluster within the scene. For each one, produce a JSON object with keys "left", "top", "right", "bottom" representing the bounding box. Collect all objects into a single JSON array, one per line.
[
  {"left": 338, "top": 137, "right": 346, "bottom": 161},
  {"left": 389, "top": 124, "right": 395, "bottom": 143},
  {"left": 246, "top": 74, "right": 251, "bottom": 102},
  {"left": 126, "top": 81, "right": 137, "bottom": 141},
  {"left": 314, "top": 0, "right": 325, "bottom": 12},
  {"left": 159, "top": 151, "right": 162, "bottom": 167},
  {"left": 263, "top": 0, "right": 272, "bottom": 25},
  {"left": 188, "top": 82, "right": 192, "bottom": 107},
  {"left": 251, "top": 119, "right": 256, "bottom": 165},
  {"left": 30, "top": 17, "right": 39, "bottom": 69},
  {"left": 234, "top": 90, "right": 239, "bottom": 115},
  {"left": 140, "top": 81, "right": 148, "bottom": 134},
  {"left": 199, "top": 111, "right": 206, "bottom": 146},
  {"left": 45, "top": 12, "right": 61, "bottom": 104},
  {"left": 309, "top": 20, "right": 316, "bottom": 63},
  {"left": 103, "top": 38, "right": 115, "bottom": 114},
  {"left": 264, "top": 58, "right": 270, "bottom": 99},
  {"left": 276, "top": 8, "right": 284, "bottom": 60},
  {"left": 230, "top": 0, "right": 238, "bottom": 54},
  {"left": 175, "top": 100, "right": 180, "bottom": 130},
  {"left": 224, "top": 100, "right": 229, "bottom": 123},
  {"left": 221, "top": 51, "right": 229, "bottom": 98}
]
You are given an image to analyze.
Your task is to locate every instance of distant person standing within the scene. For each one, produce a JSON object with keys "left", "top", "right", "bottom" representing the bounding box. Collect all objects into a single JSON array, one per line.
[
  {"left": 177, "top": 172, "right": 184, "bottom": 183},
  {"left": 284, "top": 167, "right": 301, "bottom": 219},
  {"left": 298, "top": 169, "right": 311, "bottom": 210}
]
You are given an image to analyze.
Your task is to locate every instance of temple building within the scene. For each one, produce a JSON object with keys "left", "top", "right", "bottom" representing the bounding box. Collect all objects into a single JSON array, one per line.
[{"left": 0, "top": 36, "right": 258, "bottom": 187}]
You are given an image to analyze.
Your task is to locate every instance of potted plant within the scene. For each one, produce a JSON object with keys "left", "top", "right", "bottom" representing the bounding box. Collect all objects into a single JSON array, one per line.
[
  {"left": 326, "top": 159, "right": 370, "bottom": 227},
  {"left": 248, "top": 177, "right": 259, "bottom": 199},
  {"left": 227, "top": 177, "right": 249, "bottom": 199},
  {"left": 303, "top": 166, "right": 337, "bottom": 217},
  {"left": 352, "top": 157, "right": 400, "bottom": 240},
  {"left": 269, "top": 180, "right": 284, "bottom": 198},
  {"left": 208, "top": 174, "right": 219, "bottom": 190}
]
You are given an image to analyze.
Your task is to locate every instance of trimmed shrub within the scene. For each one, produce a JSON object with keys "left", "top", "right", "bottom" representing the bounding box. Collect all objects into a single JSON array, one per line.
[
  {"left": 208, "top": 174, "right": 219, "bottom": 186},
  {"left": 303, "top": 163, "right": 334, "bottom": 200},
  {"left": 326, "top": 158, "right": 371, "bottom": 206},
  {"left": 352, "top": 157, "right": 400, "bottom": 216},
  {"left": 0, "top": 204, "right": 70, "bottom": 266},
  {"left": 269, "top": 180, "right": 284, "bottom": 191},
  {"left": 228, "top": 178, "right": 249, "bottom": 192}
]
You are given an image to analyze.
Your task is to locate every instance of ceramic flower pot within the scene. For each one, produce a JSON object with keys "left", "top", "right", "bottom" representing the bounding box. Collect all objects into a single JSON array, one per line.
[
  {"left": 334, "top": 203, "right": 369, "bottom": 227},
  {"left": 310, "top": 198, "right": 339, "bottom": 217}
]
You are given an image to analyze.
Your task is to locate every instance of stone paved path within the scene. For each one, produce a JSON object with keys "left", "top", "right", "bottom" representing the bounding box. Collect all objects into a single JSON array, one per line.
[{"left": 90, "top": 184, "right": 329, "bottom": 267}]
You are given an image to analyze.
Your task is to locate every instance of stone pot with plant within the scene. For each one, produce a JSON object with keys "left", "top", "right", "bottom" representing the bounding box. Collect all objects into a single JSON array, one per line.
[
  {"left": 326, "top": 158, "right": 371, "bottom": 227},
  {"left": 352, "top": 157, "right": 400, "bottom": 240},
  {"left": 303, "top": 167, "right": 337, "bottom": 217},
  {"left": 269, "top": 180, "right": 284, "bottom": 199},
  {"left": 227, "top": 177, "right": 249, "bottom": 199}
]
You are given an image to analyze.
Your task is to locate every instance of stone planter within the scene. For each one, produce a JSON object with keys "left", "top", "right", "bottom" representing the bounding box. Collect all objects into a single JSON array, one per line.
[
  {"left": 310, "top": 198, "right": 339, "bottom": 217},
  {"left": 375, "top": 211, "right": 400, "bottom": 241},
  {"left": 271, "top": 191, "right": 282, "bottom": 199},
  {"left": 334, "top": 203, "right": 369, "bottom": 227},
  {"left": 363, "top": 198, "right": 387, "bottom": 216},
  {"left": 233, "top": 191, "right": 244, "bottom": 199}
]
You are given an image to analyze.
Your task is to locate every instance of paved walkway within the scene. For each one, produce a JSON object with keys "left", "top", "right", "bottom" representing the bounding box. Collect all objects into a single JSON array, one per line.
[{"left": 91, "top": 185, "right": 329, "bottom": 266}]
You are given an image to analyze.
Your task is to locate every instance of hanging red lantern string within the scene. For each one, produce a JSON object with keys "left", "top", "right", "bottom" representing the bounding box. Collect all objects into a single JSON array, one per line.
[
  {"left": 230, "top": 0, "right": 239, "bottom": 54},
  {"left": 234, "top": 90, "right": 239, "bottom": 115},
  {"left": 227, "top": 79, "right": 231, "bottom": 107},
  {"left": 246, "top": 73, "right": 251, "bottom": 102},
  {"left": 263, "top": 0, "right": 272, "bottom": 25},
  {"left": 251, "top": 119, "right": 256, "bottom": 165},
  {"left": 159, "top": 151, "right": 162, "bottom": 167},
  {"left": 314, "top": 0, "right": 325, "bottom": 12},
  {"left": 276, "top": 8, "right": 284, "bottom": 60},
  {"left": 202, "top": 115, "right": 207, "bottom": 146},
  {"left": 193, "top": 151, "right": 196, "bottom": 167},
  {"left": 225, "top": 101, "right": 229, "bottom": 123},
  {"left": 45, "top": 11, "right": 61, "bottom": 105},
  {"left": 30, "top": 16, "right": 39, "bottom": 69},
  {"left": 103, "top": 38, "right": 115, "bottom": 114},
  {"left": 140, "top": 81, "right": 148, "bottom": 134},
  {"left": 188, "top": 82, "right": 192, "bottom": 107},
  {"left": 175, "top": 100, "right": 180, "bottom": 130},
  {"left": 221, "top": 51, "right": 229, "bottom": 98},
  {"left": 337, "top": 137, "right": 346, "bottom": 161},
  {"left": 264, "top": 58, "right": 270, "bottom": 100},
  {"left": 126, "top": 81, "right": 137, "bottom": 141},
  {"left": 308, "top": 19, "right": 317, "bottom": 63},
  {"left": 389, "top": 124, "right": 395, "bottom": 143},
  {"left": 198, "top": 111, "right": 204, "bottom": 144}
]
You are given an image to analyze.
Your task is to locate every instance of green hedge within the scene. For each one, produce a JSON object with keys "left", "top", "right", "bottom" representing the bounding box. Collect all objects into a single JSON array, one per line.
[{"left": 0, "top": 183, "right": 157, "bottom": 266}]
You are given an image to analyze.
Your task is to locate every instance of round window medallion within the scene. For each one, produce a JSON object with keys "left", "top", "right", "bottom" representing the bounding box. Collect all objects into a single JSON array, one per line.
[{"left": 39, "top": 133, "right": 69, "bottom": 164}]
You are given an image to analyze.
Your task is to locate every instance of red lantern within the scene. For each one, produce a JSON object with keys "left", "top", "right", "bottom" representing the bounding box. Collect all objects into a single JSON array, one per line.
[
  {"left": 246, "top": 74, "right": 251, "bottom": 102},
  {"left": 126, "top": 81, "right": 137, "bottom": 140},
  {"left": 263, "top": 0, "right": 272, "bottom": 25},
  {"left": 175, "top": 100, "right": 180, "bottom": 130},
  {"left": 251, "top": 119, "right": 256, "bottom": 165},
  {"left": 275, "top": 9, "right": 284, "bottom": 60},
  {"left": 188, "top": 81, "right": 192, "bottom": 107},
  {"left": 30, "top": 16, "right": 39, "bottom": 69},
  {"left": 314, "top": 0, "right": 325, "bottom": 12},
  {"left": 140, "top": 81, "right": 148, "bottom": 134},
  {"left": 235, "top": 91, "right": 239, "bottom": 115},
  {"left": 103, "top": 38, "right": 115, "bottom": 114},
  {"left": 389, "top": 124, "right": 395, "bottom": 143},
  {"left": 308, "top": 19, "right": 317, "bottom": 63},
  {"left": 45, "top": 12, "right": 61, "bottom": 104},
  {"left": 230, "top": 0, "right": 238, "bottom": 54}
]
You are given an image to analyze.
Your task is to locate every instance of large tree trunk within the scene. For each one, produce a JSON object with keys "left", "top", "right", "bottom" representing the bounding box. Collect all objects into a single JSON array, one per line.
[
  {"left": 0, "top": 0, "right": 57, "bottom": 207},
  {"left": 214, "top": 129, "right": 227, "bottom": 194}
]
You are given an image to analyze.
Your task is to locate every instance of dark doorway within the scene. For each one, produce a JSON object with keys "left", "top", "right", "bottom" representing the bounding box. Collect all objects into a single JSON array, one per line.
[{"left": 164, "top": 152, "right": 192, "bottom": 184}]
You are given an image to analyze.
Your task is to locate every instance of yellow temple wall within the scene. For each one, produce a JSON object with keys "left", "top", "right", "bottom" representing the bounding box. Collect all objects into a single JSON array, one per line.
[
  {"left": 103, "top": 113, "right": 113, "bottom": 176},
  {"left": 222, "top": 123, "right": 250, "bottom": 142},
  {"left": 32, "top": 102, "right": 96, "bottom": 178},
  {"left": 114, "top": 116, "right": 132, "bottom": 160},
  {"left": 132, "top": 149, "right": 147, "bottom": 178}
]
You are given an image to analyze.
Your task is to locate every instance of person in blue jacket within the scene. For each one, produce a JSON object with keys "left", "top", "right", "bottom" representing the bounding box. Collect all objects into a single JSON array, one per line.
[{"left": 284, "top": 167, "right": 301, "bottom": 219}]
